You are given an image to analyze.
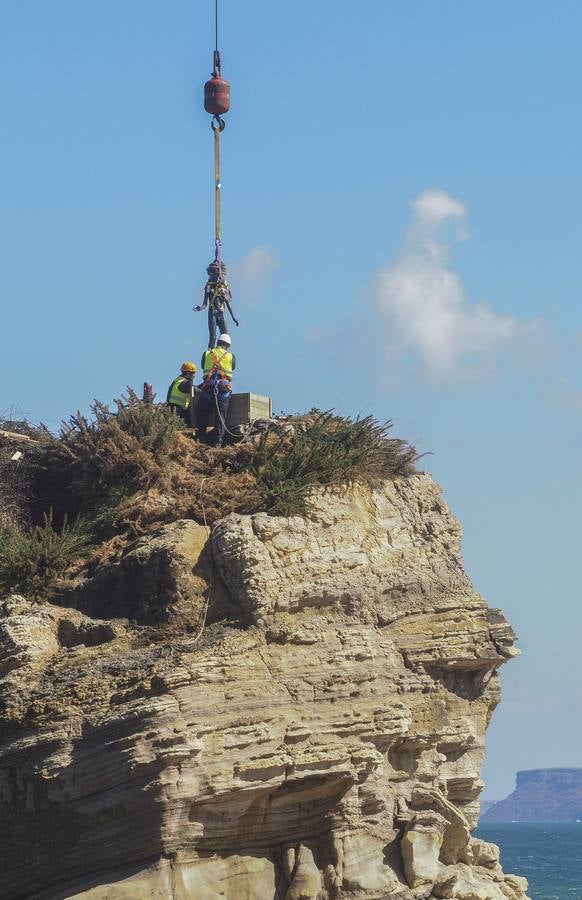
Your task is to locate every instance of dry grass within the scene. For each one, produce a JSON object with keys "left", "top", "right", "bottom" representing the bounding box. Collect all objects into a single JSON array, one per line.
[
  {"left": 0, "top": 418, "right": 46, "bottom": 529},
  {"left": 0, "top": 395, "right": 421, "bottom": 602},
  {"left": 31, "top": 394, "right": 264, "bottom": 560},
  {"left": 26, "top": 395, "right": 420, "bottom": 568}
]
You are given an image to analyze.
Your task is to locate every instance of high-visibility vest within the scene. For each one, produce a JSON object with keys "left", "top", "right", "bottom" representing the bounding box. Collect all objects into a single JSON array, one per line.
[
  {"left": 167, "top": 376, "right": 190, "bottom": 409},
  {"left": 202, "top": 347, "right": 234, "bottom": 380}
]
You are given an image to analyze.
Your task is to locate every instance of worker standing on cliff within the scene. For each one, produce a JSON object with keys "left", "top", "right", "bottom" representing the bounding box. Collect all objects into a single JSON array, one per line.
[
  {"left": 196, "top": 334, "right": 235, "bottom": 447},
  {"left": 166, "top": 362, "right": 199, "bottom": 423},
  {"left": 194, "top": 260, "right": 239, "bottom": 349}
]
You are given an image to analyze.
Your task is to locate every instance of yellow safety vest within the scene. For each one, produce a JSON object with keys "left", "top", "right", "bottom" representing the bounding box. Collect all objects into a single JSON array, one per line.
[
  {"left": 167, "top": 376, "right": 190, "bottom": 409},
  {"left": 202, "top": 347, "right": 234, "bottom": 380}
]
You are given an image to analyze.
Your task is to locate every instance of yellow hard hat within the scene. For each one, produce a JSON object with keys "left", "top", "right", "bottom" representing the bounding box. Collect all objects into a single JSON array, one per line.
[{"left": 181, "top": 361, "right": 197, "bottom": 374}]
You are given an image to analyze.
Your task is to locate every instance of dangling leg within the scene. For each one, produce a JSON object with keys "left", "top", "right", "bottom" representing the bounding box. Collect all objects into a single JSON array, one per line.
[
  {"left": 208, "top": 307, "right": 217, "bottom": 348},
  {"left": 216, "top": 308, "right": 227, "bottom": 338},
  {"left": 214, "top": 389, "right": 231, "bottom": 448}
]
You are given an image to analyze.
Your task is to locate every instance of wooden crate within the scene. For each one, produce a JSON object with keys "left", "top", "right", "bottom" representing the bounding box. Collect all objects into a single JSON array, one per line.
[{"left": 191, "top": 392, "right": 272, "bottom": 428}]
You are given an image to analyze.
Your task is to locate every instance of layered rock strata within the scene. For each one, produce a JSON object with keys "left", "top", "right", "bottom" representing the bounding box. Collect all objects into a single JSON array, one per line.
[{"left": 0, "top": 473, "right": 528, "bottom": 899}]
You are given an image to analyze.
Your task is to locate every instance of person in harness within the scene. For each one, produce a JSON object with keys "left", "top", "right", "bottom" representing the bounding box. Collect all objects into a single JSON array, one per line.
[
  {"left": 166, "top": 361, "right": 199, "bottom": 423},
  {"left": 196, "top": 334, "right": 236, "bottom": 447},
  {"left": 194, "top": 259, "right": 239, "bottom": 349}
]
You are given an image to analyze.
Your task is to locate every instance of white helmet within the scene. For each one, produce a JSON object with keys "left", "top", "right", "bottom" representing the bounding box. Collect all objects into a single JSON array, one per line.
[{"left": 219, "top": 333, "right": 232, "bottom": 346}]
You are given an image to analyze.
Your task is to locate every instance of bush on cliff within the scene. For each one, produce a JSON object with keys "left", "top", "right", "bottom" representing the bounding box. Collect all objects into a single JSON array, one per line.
[
  {"left": 0, "top": 418, "right": 45, "bottom": 528},
  {"left": 249, "top": 412, "right": 419, "bottom": 516},
  {"left": 28, "top": 395, "right": 419, "bottom": 563},
  {"left": 0, "top": 512, "right": 90, "bottom": 601},
  {"left": 33, "top": 390, "right": 189, "bottom": 528},
  {"left": 31, "top": 391, "right": 262, "bottom": 543}
]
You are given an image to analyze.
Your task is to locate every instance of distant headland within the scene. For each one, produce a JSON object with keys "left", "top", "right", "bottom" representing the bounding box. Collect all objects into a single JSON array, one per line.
[{"left": 482, "top": 768, "right": 582, "bottom": 822}]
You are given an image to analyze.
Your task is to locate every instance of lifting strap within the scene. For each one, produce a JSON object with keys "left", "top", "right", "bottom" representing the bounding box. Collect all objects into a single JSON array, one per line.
[{"left": 213, "top": 120, "right": 221, "bottom": 251}]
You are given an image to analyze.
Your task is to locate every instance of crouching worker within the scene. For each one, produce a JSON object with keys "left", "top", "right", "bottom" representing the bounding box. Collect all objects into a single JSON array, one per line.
[
  {"left": 196, "top": 334, "right": 236, "bottom": 447},
  {"left": 167, "top": 361, "right": 198, "bottom": 423}
]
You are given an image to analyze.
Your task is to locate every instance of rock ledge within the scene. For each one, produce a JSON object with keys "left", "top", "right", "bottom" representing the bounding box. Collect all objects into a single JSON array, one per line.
[{"left": 0, "top": 475, "right": 528, "bottom": 899}]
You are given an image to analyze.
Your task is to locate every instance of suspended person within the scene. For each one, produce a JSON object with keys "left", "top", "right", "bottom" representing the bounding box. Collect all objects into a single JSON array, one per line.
[
  {"left": 194, "top": 259, "right": 239, "bottom": 349},
  {"left": 166, "top": 361, "right": 199, "bottom": 423},
  {"left": 196, "top": 334, "right": 235, "bottom": 447}
]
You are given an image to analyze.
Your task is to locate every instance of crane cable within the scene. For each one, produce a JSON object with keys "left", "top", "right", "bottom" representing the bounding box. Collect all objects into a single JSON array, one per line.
[
  {"left": 213, "top": 115, "right": 222, "bottom": 257},
  {"left": 210, "top": 0, "right": 225, "bottom": 262}
]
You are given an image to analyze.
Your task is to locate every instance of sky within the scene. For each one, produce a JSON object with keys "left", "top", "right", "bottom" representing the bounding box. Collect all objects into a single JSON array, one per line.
[{"left": 1, "top": 0, "right": 581, "bottom": 800}]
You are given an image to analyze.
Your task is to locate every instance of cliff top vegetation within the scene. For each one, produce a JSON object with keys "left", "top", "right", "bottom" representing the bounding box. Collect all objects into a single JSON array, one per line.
[{"left": 0, "top": 391, "right": 420, "bottom": 602}]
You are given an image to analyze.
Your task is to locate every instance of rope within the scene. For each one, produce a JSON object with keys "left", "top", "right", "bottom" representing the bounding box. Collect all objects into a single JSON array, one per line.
[
  {"left": 214, "top": 0, "right": 219, "bottom": 53},
  {"left": 212, "top": 385, "right": 241, "bottom": 440}
]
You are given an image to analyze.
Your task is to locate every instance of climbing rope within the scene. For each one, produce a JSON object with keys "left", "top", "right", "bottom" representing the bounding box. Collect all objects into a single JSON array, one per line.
[{"left": 212, "top": 385, "right": 242, "bottom": 440}]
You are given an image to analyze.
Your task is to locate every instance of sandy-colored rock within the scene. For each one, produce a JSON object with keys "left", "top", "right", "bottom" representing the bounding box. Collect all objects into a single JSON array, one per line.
[
  {"left": 402, "top": 819, "right": 444, "bottom": 892},
  {"left": 0, "top": 476, "right": 528, "bottom": 899},
  {"left": 70, "top": 519, "right": 209, "bottom": 624},
  {"left": 469, "top": 837, "right": 501, "bottom": 869},
  {"left": 213, "top": 476, "right": 475, "bottom": 623},
  {"left": 502, "top": 874, "right": 530, "bottom": 898},
  {"left": 284, "top": 844, "right": 322, "bottom": 900},
  {"left": 0, "top": 596, "right": 60, "bottom": 676},
  {"left": 434, "top": 863, "right": 530, "bottom": 900}
]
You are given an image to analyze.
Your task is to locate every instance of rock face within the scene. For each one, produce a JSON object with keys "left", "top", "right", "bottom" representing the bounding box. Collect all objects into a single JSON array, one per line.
[
  {"left": 69, "top": 519, "right": 210, "bottom": 625},
  {"left": 482, "top": 768, "right": 582, "bottom": 823},
  {"left": 0, "top": 474, "right": 529, "bottom": 899}
]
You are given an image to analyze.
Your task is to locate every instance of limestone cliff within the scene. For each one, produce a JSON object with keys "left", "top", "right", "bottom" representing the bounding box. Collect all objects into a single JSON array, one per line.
[{"left": 0, "top": 473, "right": 529, "bottom": 899}]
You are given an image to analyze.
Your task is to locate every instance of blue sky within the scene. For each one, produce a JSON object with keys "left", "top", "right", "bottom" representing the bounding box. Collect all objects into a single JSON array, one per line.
[{"left": 1, "top": 0, "right": 581, "bottom": 800}]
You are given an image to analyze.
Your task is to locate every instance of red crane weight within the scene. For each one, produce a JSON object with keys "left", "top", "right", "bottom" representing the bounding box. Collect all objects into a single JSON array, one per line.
[{"left": 204, "top": 75, "right": 230, "bottom": 117}]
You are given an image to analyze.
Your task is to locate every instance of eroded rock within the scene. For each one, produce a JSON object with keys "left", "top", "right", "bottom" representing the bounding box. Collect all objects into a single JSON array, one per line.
[
  {"left": 0, "top": 477, "right": 529, "bottom": 899},
  {"left": 70, "top": 519, "right": 209, "bottom": 625},
  {"left": 0, "top": 597, "right": 60, "bottom": 676}
]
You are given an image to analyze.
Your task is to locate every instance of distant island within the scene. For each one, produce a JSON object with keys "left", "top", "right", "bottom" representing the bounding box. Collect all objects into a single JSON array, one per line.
[{"left": 482, "top": 768, "right": 582, "bottom": 822}]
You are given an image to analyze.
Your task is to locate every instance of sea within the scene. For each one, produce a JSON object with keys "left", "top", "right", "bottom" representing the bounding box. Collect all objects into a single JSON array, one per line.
[{"left": 476, "top": 823, "right": 582, "bottom": 900}]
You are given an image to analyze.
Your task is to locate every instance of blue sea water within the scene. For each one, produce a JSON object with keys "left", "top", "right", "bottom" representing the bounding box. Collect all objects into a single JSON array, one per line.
[{"left": 476, "top": 823, "right": 582, "bottom": 899}]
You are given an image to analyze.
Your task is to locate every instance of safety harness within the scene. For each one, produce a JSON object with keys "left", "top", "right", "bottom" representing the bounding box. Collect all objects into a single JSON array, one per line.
[
  {"left": 206, "top": 279, "right": 230, "bottom": 312},
  {"left": 202, "top": 347, "right": 232, "bottom": 394}
]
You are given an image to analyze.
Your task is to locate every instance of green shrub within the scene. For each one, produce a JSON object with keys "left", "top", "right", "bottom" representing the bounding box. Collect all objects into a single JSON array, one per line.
[
  {"left": 249, "top": 412, "right": 420, "bottom": 516},
  {"left": 0, "top": 512, "right": 91, "bottom": 602}
]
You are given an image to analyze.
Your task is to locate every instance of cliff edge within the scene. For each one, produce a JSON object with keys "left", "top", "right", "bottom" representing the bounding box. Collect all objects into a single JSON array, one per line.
[{"left": 0, "top": 472, "right": 529, "bottom": 899}]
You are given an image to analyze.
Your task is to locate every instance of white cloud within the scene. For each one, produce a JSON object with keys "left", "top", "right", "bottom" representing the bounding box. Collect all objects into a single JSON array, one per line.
[
  {"left": 413, "top": 188, "right": 466, "bottom": 227},
  {"left": 230, "top": 247, "right": 280, "bottom": 300},
  {"left": 375, "top": 190, "right": 534, "bottom": 382}
]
